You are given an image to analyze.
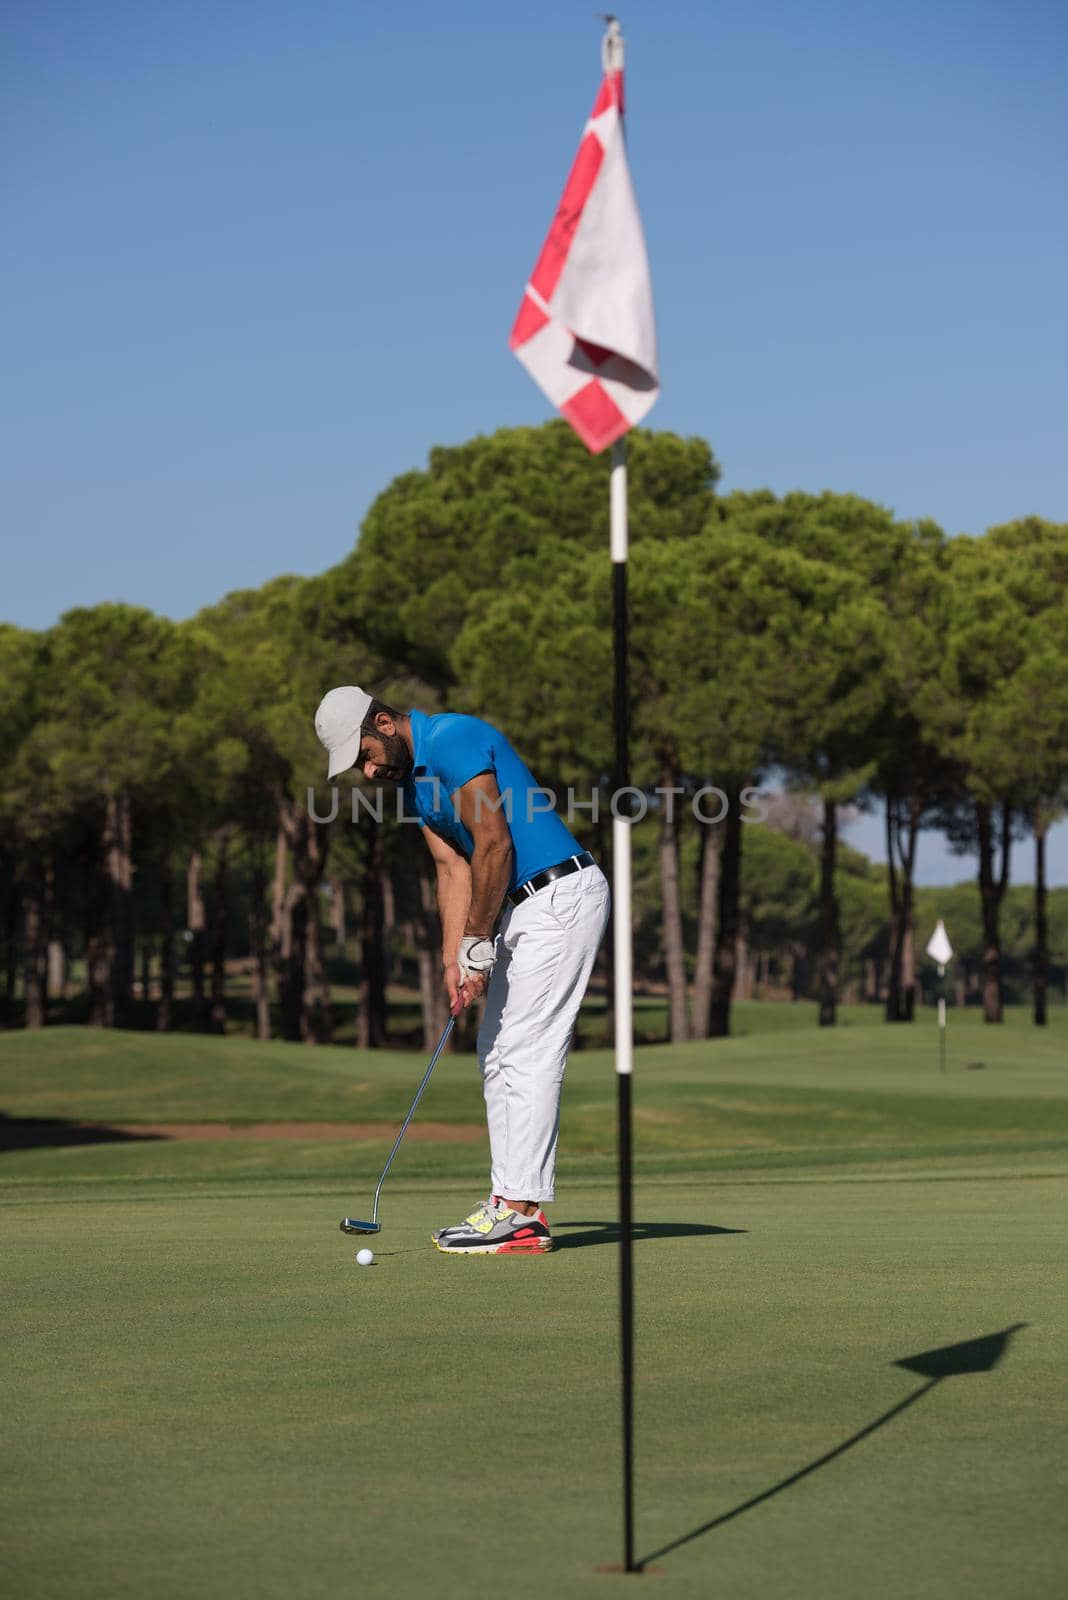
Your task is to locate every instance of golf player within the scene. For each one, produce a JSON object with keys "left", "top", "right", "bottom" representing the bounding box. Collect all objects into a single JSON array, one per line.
[{"left": 315, "top": 685, "right": 610, "bottom": 1255}]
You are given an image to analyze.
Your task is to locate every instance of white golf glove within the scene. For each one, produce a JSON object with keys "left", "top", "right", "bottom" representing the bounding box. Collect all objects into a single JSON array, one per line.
[{"left": 458, "top": 935, "right": 496, "bottom": 982}]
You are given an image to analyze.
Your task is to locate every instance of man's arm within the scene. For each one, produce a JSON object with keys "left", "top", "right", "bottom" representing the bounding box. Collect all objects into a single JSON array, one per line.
[
  {"left": 422, "top": 825, "right": 482, "bottom": 1011},
  {"left": 452, "top": 771, "right": 514, "bottom": 938},
  {"left": 422, "top": 824, "right": 471, "bottom": 967}
]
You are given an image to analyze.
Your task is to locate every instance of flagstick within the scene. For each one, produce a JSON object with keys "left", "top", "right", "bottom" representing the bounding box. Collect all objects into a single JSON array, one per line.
[
  {"left": 611, "top": 436, "right": 637, "bottom": 1573},
  {"left": 938, "top": 963, "right": 946, "bottom": 1074},
  {"left": 508, "top": 11, "right": 652, "bottom": 1568}
]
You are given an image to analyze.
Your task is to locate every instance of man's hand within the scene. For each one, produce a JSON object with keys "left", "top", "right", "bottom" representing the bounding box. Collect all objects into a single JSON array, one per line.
[
  {"left": 445, "top": 962, "right": 487, "bottom": 1014},
  {"left": 458, "top": 934, "right": 496, "bottom": 981}
]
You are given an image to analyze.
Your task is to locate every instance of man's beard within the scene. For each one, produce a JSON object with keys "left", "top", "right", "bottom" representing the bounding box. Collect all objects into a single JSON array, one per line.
[{"left": 373, "top": 729, "right": 414, "bottom": 784}]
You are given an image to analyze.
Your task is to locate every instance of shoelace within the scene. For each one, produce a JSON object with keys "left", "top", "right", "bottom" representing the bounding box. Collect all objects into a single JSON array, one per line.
[{"left": 463, "top": 1198, "right": 498, "bottom": 1228}]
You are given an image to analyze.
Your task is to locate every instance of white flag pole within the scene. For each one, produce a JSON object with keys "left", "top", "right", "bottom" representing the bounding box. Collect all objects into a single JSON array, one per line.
[
  {"left": 926, "top": 921, "right": 954, "bottom": 1076},
  {"left": 611, "top": 438, "right": 634, "bottom": 1075},
  {"left": 603, "top": 18, "right": 636, "bottom": 1573},
  {"left": 508, "top": 12, "right": 652, "bottom": 1568},
  {"left": 611, "top": 431, "right": 637, "bottom": 1576}
]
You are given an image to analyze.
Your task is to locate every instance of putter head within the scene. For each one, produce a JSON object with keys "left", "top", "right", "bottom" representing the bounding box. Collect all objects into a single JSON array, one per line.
[{"left": 340, "top": 1218, "right": 381, "bottom": 1235}]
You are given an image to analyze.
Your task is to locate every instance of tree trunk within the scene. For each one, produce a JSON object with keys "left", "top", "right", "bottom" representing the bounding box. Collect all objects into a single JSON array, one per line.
[
  {"left": 301, "top": 822, "right": 333, "bottom": 1045},
  {"left": 106, "top": 792, "right": 134, "bottom": 1028},
  {"left": 249, "top": 841, "right": 271, "bottom": 1042},
  {"left": 157, "top": 847, "right": 174, "bottom": 1032},
  {"left": 276, "top": 879, "right": 306, "bottom": 1042},
  {"left": 976, "top": 800, "right": 1009, "bottom": 1024},
  {"left": 186, "top": 848, "right": 208, "bottom": 1030},
  {"left": 272, "top": 801, "right": 332, "bottom": 1045},
  {"left": 790, "top": 942, "right": 807, "bottom": 1000},
  {"left": 658, "top": 761, "right": 689, "bottom": 1043},
  {"left": 734, "top": 922, "right": 753, "bottom": 1001},
  {"left": 271, "top": 826, "right": 287, "bottom": 949},
  {"left": 818, "top": 796, "right": 839, "bottom": 1027},
  {"left": 416, "top": 861, "right": 447, "bottom": 1051},
  {"left": 357, "top": 824, "right": 388, "bottom": 1048},
  {"left": 382, "top": 869, "right": 396, "bottom": 992},
  {"left": 48, "top": 941, "right": 67, "bottom": 1002},
  {"left": 22, "top": 866, "right": 47, "bottom": 1028},
  {"left": 209, "top": 829, "right": 231, "bottom": 1034},
  {"left": 1, "top": 869, "right": 18, "bottom": 1025},
  {"left": 902, "top": 920, "right": 916, "bottom": 1021},
  {"left": 329, "top": 875, "right": 346, "bottom": 950},
  {"left": 709, "top": 782, "right": 743, "bottom": 1039},
  {"left": 1033, "top": 810, "right": 1048, "bottom": 1027},
  {"left": 86, "top": 835, "right": 113, "bottom": 1027},
  {"left": 885, "top": 792, "right": 920, "bottom": 1022},
  {"left": 269, "top": 824, "right": 300, "bottom": 1035},
  {"left": 41, "top": 859, "right": 59, "bottom": 1014},
  {"left": 690, "top": 821, "right": 722, "bottom": 1037}
]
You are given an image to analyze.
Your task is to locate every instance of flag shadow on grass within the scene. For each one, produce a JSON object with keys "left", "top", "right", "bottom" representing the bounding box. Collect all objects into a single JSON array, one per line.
[
  {"left": 0, "top": 1113, "right": 167, "bottom": 1153},
  {"left": 637, "top": 1323, "right": 1029, "bottom": 1571},
  {"left": 554, "top": 1221, "right": 747, "bottom": 1250}
]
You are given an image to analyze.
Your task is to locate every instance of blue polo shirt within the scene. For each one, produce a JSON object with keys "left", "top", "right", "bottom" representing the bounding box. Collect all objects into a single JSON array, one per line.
[{"left": 402, "top": 710, "right": 581, "bottom": 893}]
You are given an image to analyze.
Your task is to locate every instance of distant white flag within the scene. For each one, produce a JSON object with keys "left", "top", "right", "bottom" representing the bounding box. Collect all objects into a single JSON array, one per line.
[
  {"left": 509, "top": 21, "right": 659, "bottom": 454},
  {"left": 926, "top": 921, "right": 954, "bottom": 965}
]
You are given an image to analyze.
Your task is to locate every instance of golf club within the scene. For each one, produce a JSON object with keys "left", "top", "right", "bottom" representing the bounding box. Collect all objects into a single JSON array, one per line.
[{"left": 340, "top": 1012, "right": 457, "bottom": 1234}]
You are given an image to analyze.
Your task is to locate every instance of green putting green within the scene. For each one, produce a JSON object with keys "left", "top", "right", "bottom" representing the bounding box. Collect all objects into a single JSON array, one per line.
[{"left": 2, "top": 1010, "right": 1067, "bottom": 1598}]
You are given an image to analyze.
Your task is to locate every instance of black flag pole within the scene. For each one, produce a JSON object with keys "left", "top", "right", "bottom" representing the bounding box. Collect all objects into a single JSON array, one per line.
[
  {"left": 506, "top": 11, "right": 657, "bottom": 1570},
  {"left": 610, "top": 434, "right": 637, "bottom": 1573}
]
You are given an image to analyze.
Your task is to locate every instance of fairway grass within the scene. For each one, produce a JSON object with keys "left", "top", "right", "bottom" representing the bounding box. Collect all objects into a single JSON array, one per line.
[
  {"left": 2, "top": 1008, "right": 1067, "bottom": 1196},
  {"left": 2, "top": 1011, "right": 1067, "bottom": 1598}
]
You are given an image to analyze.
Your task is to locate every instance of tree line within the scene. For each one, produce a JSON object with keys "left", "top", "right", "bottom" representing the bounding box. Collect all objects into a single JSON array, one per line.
[{"left": 1, "top": 422, "right": 1065, "bottom": 1046}]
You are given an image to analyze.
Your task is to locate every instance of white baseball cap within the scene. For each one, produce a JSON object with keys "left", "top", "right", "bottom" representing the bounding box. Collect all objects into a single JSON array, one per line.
[{"left": 315, "top": 685, "right": 373, "bottom": 780}]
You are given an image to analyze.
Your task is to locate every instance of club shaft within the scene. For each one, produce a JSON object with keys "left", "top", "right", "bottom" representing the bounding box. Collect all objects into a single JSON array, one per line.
[{"left": 370, "top": 1015, "right": 456, "bottom": 1225}]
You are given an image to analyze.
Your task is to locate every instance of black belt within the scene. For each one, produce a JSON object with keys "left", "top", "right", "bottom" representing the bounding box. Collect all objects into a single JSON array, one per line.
[{"left": 508, "top": 851, "right": 596, "bottom": 907}]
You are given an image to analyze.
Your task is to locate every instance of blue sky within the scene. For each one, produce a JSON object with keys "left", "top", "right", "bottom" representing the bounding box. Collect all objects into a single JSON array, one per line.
[{"left": 4, "top": 0, "right": 1066, "bottom": 883}]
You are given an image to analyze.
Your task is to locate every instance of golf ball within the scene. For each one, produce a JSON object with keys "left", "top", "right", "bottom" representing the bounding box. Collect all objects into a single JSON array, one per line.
[{"left": 356, "top": 1248, "right": 375, "bottom": 1267}]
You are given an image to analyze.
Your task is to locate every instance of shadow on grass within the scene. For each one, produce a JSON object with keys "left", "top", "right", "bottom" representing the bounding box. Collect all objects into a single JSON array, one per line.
[
  {"left": 554, "top": 1220, "right": 747, "bottom": 1251},
  {"left": 638, "top": 1323, "right": 1028, "bottom": 1570},
  {"left": 0, "top": 1113, "right": 166, "bottom": 1153}
]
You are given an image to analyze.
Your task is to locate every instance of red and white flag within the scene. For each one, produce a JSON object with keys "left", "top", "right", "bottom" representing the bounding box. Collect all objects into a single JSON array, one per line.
[{"left": 510, "top": 24, "right": 659, "bottom": 455}]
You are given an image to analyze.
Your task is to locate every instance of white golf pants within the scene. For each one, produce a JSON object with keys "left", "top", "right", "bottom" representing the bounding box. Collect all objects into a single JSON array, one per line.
[{"left": 476, "top": 864, "right": 610, "bottom": 1204}]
